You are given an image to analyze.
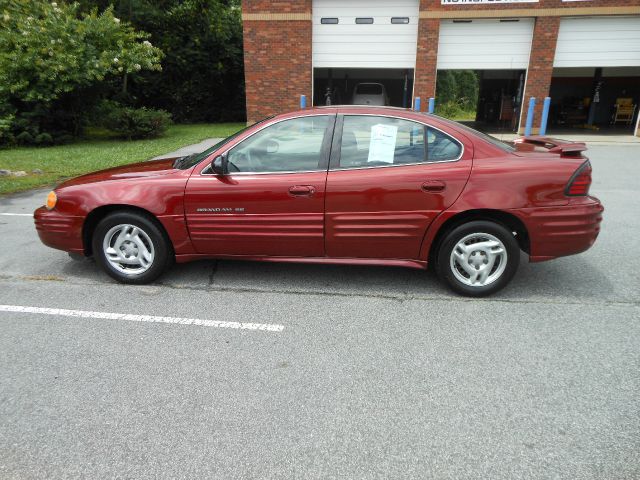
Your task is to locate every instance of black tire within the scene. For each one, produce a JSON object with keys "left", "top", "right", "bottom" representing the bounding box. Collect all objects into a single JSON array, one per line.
[
  {"left": 435, "top": 220, "right": 520, "bottom": 297},
  {"left": 92, "top": 211, "right": 173, "bottom": 284}
]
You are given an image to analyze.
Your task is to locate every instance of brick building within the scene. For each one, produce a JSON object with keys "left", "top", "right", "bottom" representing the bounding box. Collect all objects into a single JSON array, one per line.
[{"left": 242, "top": 0, "right": 640, "bottom": 136}]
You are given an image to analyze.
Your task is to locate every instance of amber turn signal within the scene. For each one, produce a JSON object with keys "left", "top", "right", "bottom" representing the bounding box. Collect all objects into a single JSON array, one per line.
[{"left": 46, "top": 191, "right": 57, "bottom": 210}]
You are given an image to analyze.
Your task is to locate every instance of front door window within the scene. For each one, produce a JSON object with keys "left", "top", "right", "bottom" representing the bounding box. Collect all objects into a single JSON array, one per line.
[{"left": 226, "top": 116, "right": 330, "bottom": 173}]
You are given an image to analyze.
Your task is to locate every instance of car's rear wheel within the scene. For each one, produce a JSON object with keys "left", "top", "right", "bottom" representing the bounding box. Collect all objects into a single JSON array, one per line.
[
  {"left": 435, "top": 220, "right": 520, "bottom": 297},
  {"left": 92, "top": 211, "right": 172, "bottom": 284}
]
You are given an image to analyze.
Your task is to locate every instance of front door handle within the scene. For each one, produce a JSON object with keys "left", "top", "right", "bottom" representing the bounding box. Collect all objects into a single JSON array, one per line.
[
  {"left": 289, "top": 185, "right": 315, "bottom": 197},
  {"left": 421, "top": 180, "right": 446, "bottom": 193}
]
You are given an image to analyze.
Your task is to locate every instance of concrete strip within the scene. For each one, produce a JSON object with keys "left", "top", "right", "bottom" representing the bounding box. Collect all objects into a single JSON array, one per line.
[{"left": 152, "top": 138, "right": 223, "bottom": 160}]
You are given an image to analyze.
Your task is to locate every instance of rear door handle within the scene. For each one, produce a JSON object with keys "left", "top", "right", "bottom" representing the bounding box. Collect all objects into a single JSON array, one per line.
[
  {"left": 289, "top": 185, "right": 315, "bottom": 196},
  {"left": 421, "top": 180, "right": 446, "bottom": 193}
]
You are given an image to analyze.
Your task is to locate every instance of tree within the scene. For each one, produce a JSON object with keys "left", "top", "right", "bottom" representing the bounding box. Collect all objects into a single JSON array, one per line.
[
  {"left": 76, "top": 0, "right": 245, "bottom": 123},
  {"left": 0, "top": 0, "right": 163, "bottom": 143},
  {"left": 454, "top": 70, "right": 479, "bottom": 110},
  {"left": 435, "top": 70, "right": 479, "bottom": 119},
  {"left": 436, "top": 71, "right": 458, "bottom": 105}
]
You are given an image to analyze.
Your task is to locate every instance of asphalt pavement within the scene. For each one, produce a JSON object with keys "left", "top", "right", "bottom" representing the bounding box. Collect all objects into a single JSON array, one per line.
[{"left": 0, "top": 144, "right": 638, "bottom": 479}]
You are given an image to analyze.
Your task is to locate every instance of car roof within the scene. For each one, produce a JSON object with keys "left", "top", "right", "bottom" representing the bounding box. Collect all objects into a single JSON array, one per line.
[
  {"left": 271, "top": 107, "right": 479, "bottom": 140},
  {"left": 280, "top": 105, "right": 440, "bottom": 122},
  {"left": 308, "top": 105, "right": 409, "bottom": 113},
  {"left": 276, "top": 106, "right": 443, "bottom": 125}
]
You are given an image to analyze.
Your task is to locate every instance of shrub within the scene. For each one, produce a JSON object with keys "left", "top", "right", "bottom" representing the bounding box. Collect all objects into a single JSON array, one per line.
[
  {"left": 75, "top": 0, "right": 246, "bottom": 123},
  {"left": 436, "top": 70, "right": 479, "bottom": 113},
  {"left": 103, "top": 105, "right": 172, "bottom": 140},
  {"left": 437, "top": 100, "right": 477, "bottom": 121},
  {"left": 35, "top": 133, "right": 53, "bottom": 145},
  {"left": 54, "top": 134, "right": 75, "bottom": 145},
  {"left": 0, "top": 113, "right": 14, "bottom": 145},
  {"left": 0, "top": 1, "right": 163, "bottom": 145},
  {"left": 15, "top": 131, "right": 34, "bottom": 145}
]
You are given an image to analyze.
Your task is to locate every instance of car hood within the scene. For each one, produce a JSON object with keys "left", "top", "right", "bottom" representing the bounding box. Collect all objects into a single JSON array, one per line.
[{"left": 57, "top": 158, "right": 181, "bottom": 189}]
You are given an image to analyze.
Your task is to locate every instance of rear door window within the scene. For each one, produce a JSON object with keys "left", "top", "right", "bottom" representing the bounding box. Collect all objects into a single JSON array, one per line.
[{"left": 337, "top": 116, "right": 426, "bottom": 168}]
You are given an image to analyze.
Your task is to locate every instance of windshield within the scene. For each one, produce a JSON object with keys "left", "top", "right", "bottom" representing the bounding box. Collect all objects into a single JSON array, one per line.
[{"left": 174, "top": 116, "right": 274, "bottom": 169}]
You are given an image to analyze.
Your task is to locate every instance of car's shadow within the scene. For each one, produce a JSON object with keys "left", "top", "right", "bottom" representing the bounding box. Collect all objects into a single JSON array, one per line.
[
  {"left": 58, "top": 250, "right": 616, "bottom": 303},
  {"left": 160, "top": 251, "right": 614, "bottom": 299}
]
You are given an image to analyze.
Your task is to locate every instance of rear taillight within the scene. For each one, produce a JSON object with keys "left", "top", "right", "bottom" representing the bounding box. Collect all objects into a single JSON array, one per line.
[{"left": 565, "top": 161, "right": 592, "bottom": 196}]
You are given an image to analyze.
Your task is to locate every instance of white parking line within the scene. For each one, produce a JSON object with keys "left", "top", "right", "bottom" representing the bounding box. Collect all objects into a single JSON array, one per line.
[
  {"left": 0, "top": 304, "right": 284, "bottom": 332},
  {"left": 0, "top": 213, "right": 32, "bottom": 216}
]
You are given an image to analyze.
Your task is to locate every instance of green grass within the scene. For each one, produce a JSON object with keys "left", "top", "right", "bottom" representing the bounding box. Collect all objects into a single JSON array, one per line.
[
  {"left": 448, "top": 110, "right": 477, "bottom": 122},
  {"left": 0, "top": 123, "right": 245, "bottom": 195}
]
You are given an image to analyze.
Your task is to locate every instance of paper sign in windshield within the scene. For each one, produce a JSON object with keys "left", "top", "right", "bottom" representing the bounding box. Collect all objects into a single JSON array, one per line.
[{"left": 368, "top": 124, "right": 397, "bottom": 164}]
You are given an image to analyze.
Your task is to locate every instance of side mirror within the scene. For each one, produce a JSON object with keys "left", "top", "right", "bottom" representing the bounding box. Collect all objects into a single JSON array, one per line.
[{"left": 211, "top": 155, "right": 228, "bottom": 175}]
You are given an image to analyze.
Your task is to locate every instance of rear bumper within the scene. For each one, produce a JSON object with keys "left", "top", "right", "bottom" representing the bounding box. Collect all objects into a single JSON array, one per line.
[
  {"left": 34, "top": 206, "right": 85, "bottom": 254},
  {"left": 511, "top": 198, "right": 604, "bottom": 262}
]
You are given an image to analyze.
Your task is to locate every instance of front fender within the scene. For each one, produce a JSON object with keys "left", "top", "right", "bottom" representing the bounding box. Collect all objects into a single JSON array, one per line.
[{"left": 54, "top": 171, "right": 196, "bottom": 255}]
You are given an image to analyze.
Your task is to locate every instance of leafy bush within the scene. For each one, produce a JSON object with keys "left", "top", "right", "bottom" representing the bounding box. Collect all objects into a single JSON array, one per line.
[
  {"left": 76, "top": 0, "right": 246, "bottom": 123},
  {"left": 35, "top": 133, "right": 53, "bottom": 145},
  {"left": 436, "top": 70, "right": 479, "bottom": 113},
  {"left": 103, "top": 104, "right": 172, "bottom": 139},
  {"left": 0, "top": 112, "right": 14, "bottom": 145},
  {"left": 0, "top": 1, "right": 163, "bottom": 145},
  {"left": 15, "top": 131, "right": 34, "bottom": 145},
  {"left": 436, "top": 100, "right": 477, "bottom": 121},
  {"left": 0, "top": 2, "right": 163, "bottom": 104}
]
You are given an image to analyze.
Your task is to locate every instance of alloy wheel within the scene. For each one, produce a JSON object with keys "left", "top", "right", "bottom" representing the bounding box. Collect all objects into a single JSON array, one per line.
[
  {"left": 449, "top": 232, "right": 507, "bottom": 287},
  {"left": 102, "top": 223, "right": 155, "bottom": 276}
]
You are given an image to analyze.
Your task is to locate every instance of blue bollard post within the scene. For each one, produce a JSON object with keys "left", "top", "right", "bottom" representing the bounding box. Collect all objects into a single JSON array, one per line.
[
  {"left": 414, "top": 97, "right": 421, "bottom": 112},
  {"left": 300, "top": 95, "right": 307, "bottom": 109},
  {"left": 524, "top": 97, "right": 536, "bottom": 137},
  {"left": 539, "top": 97, "right": 551, "bottom": 136},
  {"left": 428, "top": 97, "right": 435, "bottom": 114}
]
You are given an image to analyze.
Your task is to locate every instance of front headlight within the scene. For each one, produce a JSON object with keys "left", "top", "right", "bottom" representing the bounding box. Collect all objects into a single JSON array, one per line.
[{"left": 46, "top": 191, "right": 57, "bottom": 210}]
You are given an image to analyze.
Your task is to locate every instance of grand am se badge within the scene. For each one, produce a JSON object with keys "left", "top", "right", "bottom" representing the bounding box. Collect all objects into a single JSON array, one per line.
[{"left": 196, "top": 207, "right": 245, "bottom": 213}]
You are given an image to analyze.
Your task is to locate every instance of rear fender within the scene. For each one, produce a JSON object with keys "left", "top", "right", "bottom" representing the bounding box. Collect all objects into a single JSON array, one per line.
[{"left": 417, "top": 150, "right": 587, "bottom": 262}]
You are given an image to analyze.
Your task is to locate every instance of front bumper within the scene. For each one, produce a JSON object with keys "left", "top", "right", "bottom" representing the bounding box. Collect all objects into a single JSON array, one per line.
[
  {"left": 511, "top": 198, "right": 604, "bottom": 262},
  {"left": 34, "top": 206, "right": 85, "bottom": 254}
]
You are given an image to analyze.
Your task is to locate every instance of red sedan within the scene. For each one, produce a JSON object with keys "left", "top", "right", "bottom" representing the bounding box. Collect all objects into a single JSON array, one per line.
[{"left": 34, "top": 107, "right": 603, "bottom": 296}]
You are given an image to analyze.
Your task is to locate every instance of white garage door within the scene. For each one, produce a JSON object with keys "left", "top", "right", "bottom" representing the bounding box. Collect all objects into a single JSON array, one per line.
[
  {"left": 554, "top": 16, "right": 640, "bottom": 68},
  {"left": 437, "top": 19, "right": 534, "bottom": 70},
  {"left": 312, "top": 0, "right": 419, "bottom": 69}
]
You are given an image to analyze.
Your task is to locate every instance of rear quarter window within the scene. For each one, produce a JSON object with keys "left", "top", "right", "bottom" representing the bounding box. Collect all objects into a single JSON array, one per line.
[{"left": 427, "top": 128, "right": 462, "bottom": 162}]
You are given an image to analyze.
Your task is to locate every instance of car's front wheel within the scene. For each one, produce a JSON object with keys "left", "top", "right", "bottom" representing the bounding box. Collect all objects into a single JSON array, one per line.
[
  {"left": 92, "top": 211, "right": 172, "bottom": 284},
  {"left": 435, "top": 220, "right": 520, "bottom": 297}
]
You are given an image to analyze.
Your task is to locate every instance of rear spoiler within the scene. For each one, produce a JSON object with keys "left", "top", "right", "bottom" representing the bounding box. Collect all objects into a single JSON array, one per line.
[{"left": 513, "top": 136, "right": 587, "bottom": 155}]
